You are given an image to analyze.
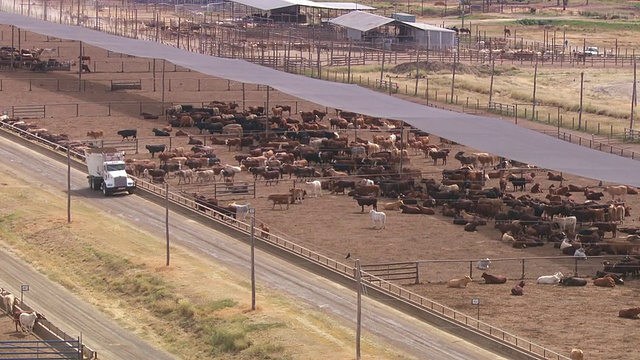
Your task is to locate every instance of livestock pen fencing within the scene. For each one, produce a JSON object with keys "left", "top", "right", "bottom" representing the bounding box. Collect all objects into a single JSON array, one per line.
[
  {"left": 0, "top": 287, "right": 96, "bottom": 359},
  {"left": 0, "top": 120, "right": 570, "bottom": 360},
  {"left": 372, "top": 255, "right": 637, "bottom": 285}
]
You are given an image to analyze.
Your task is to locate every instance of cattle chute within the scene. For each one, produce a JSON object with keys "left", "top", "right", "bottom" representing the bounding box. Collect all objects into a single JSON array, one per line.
[{"left": 2, "top": 12, "right": 640, "bottom": 186}]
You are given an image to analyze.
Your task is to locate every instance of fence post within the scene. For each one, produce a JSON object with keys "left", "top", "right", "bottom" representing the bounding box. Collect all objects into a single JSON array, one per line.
[
  {"left": 521, "top": 259, "right": 525, "bottom": 279},
  {"left": 76, "top": 104, "right": 79, "bottom": 117},
  {"left": 198, "top": 79, "right": 201, "bottom": 92},
  {"left": 29, "top": 79, "right": 32, "bottom": 91},
  {"left": 135, "top": 139, "right": 139, "bottom": 154},
  {"left": 515, "top": 104, "right": 518, "bottom": 124},
  {"left": 415, "top": 262, "right": 419, "bottom": 284},
  {"left": 108, "top": 102, "right": 111, "bottom": 116},
  {"left": 469, "top": 261, "right": 473, "bottom": 278}
]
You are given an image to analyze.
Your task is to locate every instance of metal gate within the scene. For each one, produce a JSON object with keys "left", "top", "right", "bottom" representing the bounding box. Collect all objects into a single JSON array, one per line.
[
  {"left": 11, "top": 105, "right": 46, "bottom": 118},
  {"left": 0, "top": 339, "right": 83, "bottom": 359}
]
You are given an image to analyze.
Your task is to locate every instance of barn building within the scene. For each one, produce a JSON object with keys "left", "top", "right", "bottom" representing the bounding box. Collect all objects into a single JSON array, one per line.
[{"left": 329, "top": 11, "right": 455, "bottom": 50}]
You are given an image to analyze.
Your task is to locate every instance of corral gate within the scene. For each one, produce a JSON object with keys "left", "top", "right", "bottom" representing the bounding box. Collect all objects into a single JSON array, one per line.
[
  {"left": 11, "top": 105, "right": 45, "bottom": 118},
  {"left": 0, "top": 339, "right": 83, "bottom": 359},
  {"left": 361, "top": 262, "right": 419, "bottom": 284},
  {"left": 174, "top": 181, "right": 256, "bottom": 199}
]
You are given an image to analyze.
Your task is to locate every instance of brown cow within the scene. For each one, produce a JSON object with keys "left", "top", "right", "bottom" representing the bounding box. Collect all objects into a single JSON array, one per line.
[
  {"left": 86, "top": 130, "right": 104, "bottom": 139},
  {"left": 268, "top": 194, "right": 292, "bottom": 210},
  {"left": 618, "top": 307, "right": 640, "bottom": 319},
  {"left": 593, "top": 277, "right": 616, "bottom": 287},
  {"left": 481, "top": 272, "right": 507, "bottom": 284},
  {"left": 511, "top": 281, "right": 525, "bottom": 295}
]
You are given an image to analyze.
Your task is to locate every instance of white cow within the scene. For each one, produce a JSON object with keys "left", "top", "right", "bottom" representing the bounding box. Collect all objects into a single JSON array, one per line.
[
  {"left": 19, "top": 311, "right": 43, "bottom": 334},
  {"left": 359, "top": 178, "right": 374, "bottom": 187},
  {"left": 2, "top": 291, "right": 15, "bottom": 314},
  {"left": 229, "top": 202, "right": 251, "bottom": 221},
  {"left": 306, "top": 180, "right": 322, "bottom": 198},
  {"left": 552, "top": 216, "right": 577, "bottom": 234},
  {"left": 370, "top": 209, "right": 386, "bottom": 229},
  {"left": 536, "top": 271, "right": 563, "bottom": 285}
]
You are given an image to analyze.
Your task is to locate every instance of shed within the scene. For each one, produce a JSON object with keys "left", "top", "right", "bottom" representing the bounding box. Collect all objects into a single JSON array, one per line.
[
  {"left": 328, "top": 11, "right": 395, "bottom": 41},
  {"left": 397, "top": 21, "right": 455, "bottom": 50}
]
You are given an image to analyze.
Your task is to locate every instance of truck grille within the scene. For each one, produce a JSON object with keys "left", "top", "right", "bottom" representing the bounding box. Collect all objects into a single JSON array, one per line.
[{"left": 114, "top": 176, "right": 128, "bottom": 187}]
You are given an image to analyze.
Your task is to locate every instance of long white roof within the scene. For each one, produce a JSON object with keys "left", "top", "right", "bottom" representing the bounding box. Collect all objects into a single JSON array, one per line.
[
  {"left": 230, "top": 0, "right": 374, "bottom": 11},
  {"left": 2, "top": 12, "right": 640, "bottom": 186},
  {"left": 328, "top": 11, "right": 394, "bottom": 32}
]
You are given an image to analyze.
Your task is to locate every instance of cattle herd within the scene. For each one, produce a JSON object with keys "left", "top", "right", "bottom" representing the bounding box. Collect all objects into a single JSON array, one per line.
[{"left": 3, "top": 97, "right": 640, "bottom": 358}]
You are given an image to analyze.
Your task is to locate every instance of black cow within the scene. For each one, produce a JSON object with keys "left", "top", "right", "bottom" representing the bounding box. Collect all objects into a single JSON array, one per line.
[
  {"left": 508, "top": 176, "right": 526, "bottom": 191},
  {"left": 559, "top": 277, "right": 587, "bottom": 286},
  {"left": 117, "top": 129, "right": 137, "bottom": 140},
  {"left": 354, "top": 196, "right": 377, "bottom": 212},
  {"left": 145, "top": 144, "right": 166, "bottom": 158},
  {"left": 152, "top": 128, "right": 170, "bottom": 136}
]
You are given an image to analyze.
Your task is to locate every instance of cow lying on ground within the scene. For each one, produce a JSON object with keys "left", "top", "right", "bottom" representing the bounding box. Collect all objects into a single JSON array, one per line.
[
  {"left": 511, "top": 281, "right": 525, "bottom": 295},
  {"left": 618, "top": 307, "right": 640, "bottom": 319},
  {"left": 593, "top": 276, "right": 616, "bottom": 287},
  {"left": 447, "top": 276, "right": 472, "bottom": 288},
  {"left": 481, "top": 272, "right": 507, "bottom": 284},
  {"left": 559, "top": 276, "right": 587, "bottom": 286}
]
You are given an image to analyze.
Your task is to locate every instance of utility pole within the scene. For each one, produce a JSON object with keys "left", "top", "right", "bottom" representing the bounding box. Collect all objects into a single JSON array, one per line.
[
  {"left": 578, "top": 71, "right": 584, "bottom": 130},
  {"left": 532, "top": 60, "right": 539, "bottom": 120},
  {"left": 631, "top": 60, "right": 637, "bottom": 131},
  {"left": 165, "top": 183, "right": 170, "bottom": 266},
  {"left": 414, "top": 47, "right": 420, "bottom": 95},
  {"left": 488, "top": 59, "right": 495, "bottom": 105},
  {"left": 355, "top": 259, "right": 362, "bottom": 360},
  {"left": 250, "top": 209, "right": 256, "bottom": 310}
]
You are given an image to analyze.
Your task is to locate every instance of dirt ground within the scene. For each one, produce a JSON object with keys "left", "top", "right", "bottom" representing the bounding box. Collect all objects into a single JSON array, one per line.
[{"left": 3, "top": 27, "right": 640, "bottom": 359}]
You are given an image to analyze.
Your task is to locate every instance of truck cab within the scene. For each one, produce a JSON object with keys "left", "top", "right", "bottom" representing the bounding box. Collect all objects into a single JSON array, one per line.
[{"left": 86, "top": 148, "right": 136, "bottom": 196}]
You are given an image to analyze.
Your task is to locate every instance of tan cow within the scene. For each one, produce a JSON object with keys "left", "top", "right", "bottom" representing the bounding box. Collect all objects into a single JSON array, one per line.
[
  {"left": 382, "top": 200, "right": 404, "bottom": 211},
  {"left": 447, "top": 276, "right": 473, "bottom": 288},
  {"left": 605, "top": 185, "right": 627, "bottom": 201}
]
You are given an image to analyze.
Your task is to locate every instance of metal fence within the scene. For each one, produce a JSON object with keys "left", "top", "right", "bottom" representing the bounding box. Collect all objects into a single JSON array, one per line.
[{"left": 0, "top": 119, "right": 569, "bottom": 360}]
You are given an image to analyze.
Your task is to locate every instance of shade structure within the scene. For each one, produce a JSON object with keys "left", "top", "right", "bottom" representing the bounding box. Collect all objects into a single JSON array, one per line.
[{"left": 1, "top": 12, "right": 639, "bottom": 186}]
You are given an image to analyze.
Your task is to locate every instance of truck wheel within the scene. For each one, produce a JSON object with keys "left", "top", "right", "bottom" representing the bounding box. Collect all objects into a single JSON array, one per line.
[
  {"left": 102, "top": 184, "right": 108, "bottom": 196},
  {"left": 89, "top": 178, "right": 94, "bottom": 190},
  {"left": 127, "top": 189, "right": 135, "bottom": 195}
]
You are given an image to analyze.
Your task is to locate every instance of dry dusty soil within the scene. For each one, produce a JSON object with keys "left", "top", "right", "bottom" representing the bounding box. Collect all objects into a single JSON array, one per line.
[{"left": 2, "top": 26, "right": 640, "bottom": 359}]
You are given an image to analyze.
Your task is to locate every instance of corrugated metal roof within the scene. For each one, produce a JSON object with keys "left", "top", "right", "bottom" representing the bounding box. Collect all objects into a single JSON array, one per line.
[
  {"left": 314, "top": 2, "right": 375, "bottom": 10},
  {"left": 328, "top": 11, "right": 394, "bottom": 32},
  {"left": 399, "top": 21, "right": 456, "bottom": 33},
  {"left": 229, "top": 0, "right": 374, "bottom": 11},
  {"left": 230, "top": 0, "right": 297, "bottom": 11}
]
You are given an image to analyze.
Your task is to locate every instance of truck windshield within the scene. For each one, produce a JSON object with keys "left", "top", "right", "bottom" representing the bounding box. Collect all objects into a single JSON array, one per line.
[{"left": 106, "top": 164, "right": 125, "bottom": 171}]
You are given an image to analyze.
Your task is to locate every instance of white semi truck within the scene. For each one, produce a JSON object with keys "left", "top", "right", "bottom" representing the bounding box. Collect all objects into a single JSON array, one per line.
[{"left": 85, "top": 147, "right": 136, "bottom": 196}]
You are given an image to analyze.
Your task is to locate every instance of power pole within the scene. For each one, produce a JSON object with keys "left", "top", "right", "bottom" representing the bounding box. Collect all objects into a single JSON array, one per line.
[
  {"left": 578, "top": 71, "right": 584, "bottom": 130},
  {"left": 488, "top": 59, "right": 495, "bottom": 105},
  {"left": 631, "top": 60, "right": 637, "bottom": 131},
  {"left": 355, "top": 259, "right": 362, "bottom": 360},
  {"left": 532, "top": 60, "right": 539, "bottom": 119}
]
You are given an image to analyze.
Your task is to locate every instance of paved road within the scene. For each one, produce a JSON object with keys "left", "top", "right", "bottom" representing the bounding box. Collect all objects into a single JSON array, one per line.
[{"left": 0, "top": 133, "right": 507, "bottom": 360}]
